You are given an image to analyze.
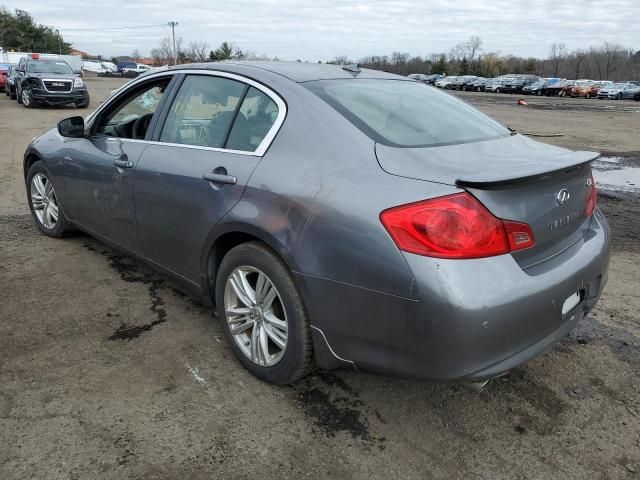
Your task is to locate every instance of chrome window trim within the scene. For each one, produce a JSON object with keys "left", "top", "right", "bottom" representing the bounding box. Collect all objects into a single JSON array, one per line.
[
  {"left": 42, "top": 78, "right": 73, "bottom": 94},
  {"left": 86, "top": 69, "right": 287, "bottom": 157}
]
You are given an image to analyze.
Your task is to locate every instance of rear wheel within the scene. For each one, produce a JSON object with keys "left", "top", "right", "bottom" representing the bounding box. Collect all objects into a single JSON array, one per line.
[
  {"left": 216, "top": 242, "right": 313, "bottom": 384},
  {"left": 585, "top": 92, "right": 591, "bottom": 99},
  {"left": 26, "top": 161, "right": 73, "bottom": 237},
  {"left": 616, "top": 93, "right": 622, "bottom": 100}
]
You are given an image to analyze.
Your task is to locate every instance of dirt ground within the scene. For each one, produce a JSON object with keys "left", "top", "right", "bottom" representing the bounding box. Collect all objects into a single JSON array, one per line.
[{"left": 1, "top": 78, "right": 639, "bottom": 480}]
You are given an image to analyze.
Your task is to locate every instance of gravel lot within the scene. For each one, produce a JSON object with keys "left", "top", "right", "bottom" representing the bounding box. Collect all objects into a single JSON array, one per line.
[{"left": 1, "top": 77, "right": 639, "bottom": 480}]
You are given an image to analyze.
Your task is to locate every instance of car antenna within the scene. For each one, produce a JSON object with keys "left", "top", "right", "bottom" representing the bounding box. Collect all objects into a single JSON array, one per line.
[{"left": 342, "top": 63, "right": 361, "bottom": 76}]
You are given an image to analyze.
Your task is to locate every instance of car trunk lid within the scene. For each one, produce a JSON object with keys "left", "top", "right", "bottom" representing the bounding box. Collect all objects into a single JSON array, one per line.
[{"left": 375, "top": 134, "right": 598, "bottom": 267}]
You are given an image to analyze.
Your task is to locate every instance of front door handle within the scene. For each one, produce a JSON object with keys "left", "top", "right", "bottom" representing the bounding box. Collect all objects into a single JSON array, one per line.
[
  {"left": 114, "top": 157, "right": 133, "bottom": 169},
  {"left": 203, "top": 172, "right": 237, "bottom": 185}
]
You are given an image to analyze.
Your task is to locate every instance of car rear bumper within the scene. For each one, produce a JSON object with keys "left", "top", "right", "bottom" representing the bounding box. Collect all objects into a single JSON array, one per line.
[
  {"left": 31, "top": 88, "right": 88, "bottom": 105},
  {"left": 302, "top": 207, "right": 611, "bottom": 382}
]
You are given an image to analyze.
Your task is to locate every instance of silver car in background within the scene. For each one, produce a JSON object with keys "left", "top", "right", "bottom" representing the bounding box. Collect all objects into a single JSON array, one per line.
[
  {"left": 597, "top": 82, "right": 640, "bottom": 99},
  {"left": 24, "top": 62, "right": 610, "bottom": 387}
]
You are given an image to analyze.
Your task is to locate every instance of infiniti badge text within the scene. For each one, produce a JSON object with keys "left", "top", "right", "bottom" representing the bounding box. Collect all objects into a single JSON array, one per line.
[{"left": 549, "top": 210, "right": 581, "bottom": 230}]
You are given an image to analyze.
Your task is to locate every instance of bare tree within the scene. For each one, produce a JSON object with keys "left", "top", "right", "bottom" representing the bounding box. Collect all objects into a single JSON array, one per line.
[
  {"left": 186, "top": 41, "right": 209, "bottom": 62},
  {"left": 602, "top": 42, "right": 623, "bottom": 79},
  {"left": 330, "top": 55, "right": 352, "bottom": 65},
  {"left": 548, "top": 42, "right": 567, "bottom": 76},
  {"left": 465, "top": 35, "right": 482, "bottom": 63}
]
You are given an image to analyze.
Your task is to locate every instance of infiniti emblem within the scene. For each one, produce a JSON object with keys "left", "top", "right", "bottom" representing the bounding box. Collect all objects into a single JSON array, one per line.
[{"left": 556, "top": 188, "right": 570, "bottom": 205}]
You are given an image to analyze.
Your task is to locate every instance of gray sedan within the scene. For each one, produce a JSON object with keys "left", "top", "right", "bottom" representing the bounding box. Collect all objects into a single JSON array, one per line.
[{"left": 24, "top": 62, "right": 611, "bottom": 388}]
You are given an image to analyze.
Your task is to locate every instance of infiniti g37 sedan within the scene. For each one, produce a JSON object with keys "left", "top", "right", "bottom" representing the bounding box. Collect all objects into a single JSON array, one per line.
[{"left": 24, "top": 62, "right": 611, "bottom": 387}]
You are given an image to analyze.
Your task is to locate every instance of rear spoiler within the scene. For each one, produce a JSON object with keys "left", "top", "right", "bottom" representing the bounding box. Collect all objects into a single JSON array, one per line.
[{"left": 456, "top": 151, "right": 599, "bottom": 188}]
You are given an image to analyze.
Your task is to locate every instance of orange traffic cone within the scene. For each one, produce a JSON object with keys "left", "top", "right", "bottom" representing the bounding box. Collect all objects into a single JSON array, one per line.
[{"left": 517, "top": 98, "right": 527, "bottom": 106}]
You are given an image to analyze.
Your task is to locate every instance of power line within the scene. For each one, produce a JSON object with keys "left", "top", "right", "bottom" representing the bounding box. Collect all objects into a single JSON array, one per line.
[{"left": 54, "top": 24, "right": 168, "bottom": 32}]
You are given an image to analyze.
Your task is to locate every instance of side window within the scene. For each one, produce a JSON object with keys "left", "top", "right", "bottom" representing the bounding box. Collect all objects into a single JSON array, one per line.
[
  {"left": 226, "top": 87, "right": 279, "bottom": 152},
  {"left": 160, "top": 75, "right": 245, "bottom": 148},
  {"left": 95, "top": 79, "right": 169, "bottom": 139}
]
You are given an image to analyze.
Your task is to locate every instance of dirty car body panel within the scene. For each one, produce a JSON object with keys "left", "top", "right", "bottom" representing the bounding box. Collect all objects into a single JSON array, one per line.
[{"left": 24, "top": 61, "right": 611, "bottom": 383}]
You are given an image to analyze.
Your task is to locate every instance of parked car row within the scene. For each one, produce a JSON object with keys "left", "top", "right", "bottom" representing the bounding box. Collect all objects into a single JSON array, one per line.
[
  {"left": 411, "top": 73, "right": 640, "bottom": 100},
  {"left": 2, "top": 54, "right": 89, "bottom": 108}
]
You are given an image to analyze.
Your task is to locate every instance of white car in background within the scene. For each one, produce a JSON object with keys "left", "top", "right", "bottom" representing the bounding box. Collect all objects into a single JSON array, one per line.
[
  {"left": 435, "top": 76, "right": 458, "bottom": 88},
  {"left": 122, "top": 63, "right": 153, "bottom": 77}
]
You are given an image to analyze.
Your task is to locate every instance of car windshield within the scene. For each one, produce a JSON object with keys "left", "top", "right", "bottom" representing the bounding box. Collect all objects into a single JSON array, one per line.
[
  {"left": 611, "top": 83, "right": 626, "bottom": 89},
  {"left": 307, "top": 79, "right": 509, "bottom": 148},
  {"left": 0, "top": 63, "right": 11, "bottom": 70},
  {"left": 27, "top": 60, "right": 73, "bottom": 74}
]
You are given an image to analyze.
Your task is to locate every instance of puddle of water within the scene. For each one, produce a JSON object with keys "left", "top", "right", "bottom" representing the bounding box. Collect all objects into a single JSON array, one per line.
[{"left": 592, "top": 157, "right": 640, "bottom": 196}]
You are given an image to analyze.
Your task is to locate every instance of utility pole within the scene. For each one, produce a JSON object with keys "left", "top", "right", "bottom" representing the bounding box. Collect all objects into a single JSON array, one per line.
[
  {"left": 55, "top": 29, "right": 62, "bottom": 54},
  {"left": 168, "top": 21, "right": 178, "bottom": 65}
]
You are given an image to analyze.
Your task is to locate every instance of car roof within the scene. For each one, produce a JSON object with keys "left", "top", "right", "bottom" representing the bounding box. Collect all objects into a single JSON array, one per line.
[{"left": 173, "top": 61, "right": 403, "bottom": 83}]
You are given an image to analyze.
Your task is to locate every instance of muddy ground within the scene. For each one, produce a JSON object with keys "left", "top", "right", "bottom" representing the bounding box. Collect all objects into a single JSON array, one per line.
[{"left": 1, "top": 78, "right": 639, "bottom": 480}]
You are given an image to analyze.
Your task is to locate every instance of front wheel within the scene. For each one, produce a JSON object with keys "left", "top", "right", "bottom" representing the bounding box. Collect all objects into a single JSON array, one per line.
[
  {"left": 26, "top": 161, "right": 73, "bottom": 237},
  {"left": 586, "top": 93, "right": 591, "bottom": 99},
  {"left": 616, "top": 93, "right": 622, "bottom": 100},
  {"left": 22, "top": 87, "right": 35, "bottom": 108},
  {"left": 216, "top": 242, "right": 313, "bottom": 384},
  {"left": 76, "top": 92, "right": 90, "bottom": 109}
]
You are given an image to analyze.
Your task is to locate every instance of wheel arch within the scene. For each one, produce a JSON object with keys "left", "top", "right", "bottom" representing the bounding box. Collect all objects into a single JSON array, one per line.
[
  {"left": 23, "top": 150, "right": 43, "bottom": 180},
  {"left": 201, "top": 222, "right": 301, "bottom": 310}
]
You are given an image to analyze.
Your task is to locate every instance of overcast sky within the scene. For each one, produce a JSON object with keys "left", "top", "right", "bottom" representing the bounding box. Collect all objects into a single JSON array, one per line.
[{"left": 4, "top": 0, "right": 639, "bottom": 60}]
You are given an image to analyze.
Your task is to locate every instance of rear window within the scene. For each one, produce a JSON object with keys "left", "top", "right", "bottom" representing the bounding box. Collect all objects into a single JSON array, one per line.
[{"left": 306, "top": 79, "right": 509, "bottom": 147}]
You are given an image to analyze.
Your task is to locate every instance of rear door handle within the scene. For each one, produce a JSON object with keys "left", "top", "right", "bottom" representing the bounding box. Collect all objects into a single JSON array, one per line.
[
  {"left": 203, "top": 172, "right": 237, "bottom": 185},
  {"left": 114, "top": 157, "right": 133, "bottom": 169}
]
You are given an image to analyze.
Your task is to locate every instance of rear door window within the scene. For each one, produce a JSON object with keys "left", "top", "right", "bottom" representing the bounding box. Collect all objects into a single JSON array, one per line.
[{"left": 225, "top": 87, "right": 279, "bottom": 152}]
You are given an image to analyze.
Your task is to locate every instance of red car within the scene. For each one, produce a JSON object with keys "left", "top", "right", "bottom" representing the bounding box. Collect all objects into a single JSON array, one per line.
[
  {"left": 0, "top": 63, "right": 11, "bottom": 92},
  {"left": 570, "top": 81, "right": 608, "bottom": 99}
]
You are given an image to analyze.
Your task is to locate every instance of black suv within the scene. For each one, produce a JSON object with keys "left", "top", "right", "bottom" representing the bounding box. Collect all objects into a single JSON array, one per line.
[{"left": 14, "top": 55, "right": 90, "bottom": 108}]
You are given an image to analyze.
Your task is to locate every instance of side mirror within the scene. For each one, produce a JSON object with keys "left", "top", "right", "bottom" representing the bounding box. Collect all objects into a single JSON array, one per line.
[{"left": 57, "top": 116, "right": 86, "bottom": 138}]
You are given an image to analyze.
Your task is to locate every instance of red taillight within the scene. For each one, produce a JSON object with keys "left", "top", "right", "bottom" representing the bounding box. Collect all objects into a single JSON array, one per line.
[
  {"left": 380, "top": 192, "right": 535, "bottom": 259},
  {"left": 31, "top": 53, "right": 40, "bottom": 60},
  {"left": 584, "top": 170, "right": 597, "bottom": 217}
]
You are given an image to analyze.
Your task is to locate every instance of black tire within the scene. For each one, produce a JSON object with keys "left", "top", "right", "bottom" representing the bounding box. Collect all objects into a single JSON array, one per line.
[
  {"left": 616, "top": 93, "right": 622, "bottom": 100},
  {"left": 216, "top": 242, "right": 313, "bottom": 384},
  {"left": 586, "top": 93, "right": 591, "bottom": 99},
  {"left": 26, "top": 161, "right": 73, "bottom": 238},
  {"left": 10, "top": 87, "right": 17, "bottom": 100},
  {"left": 21, "top": 87, "right": 35, "bottom": 108},
  {"left": 495, "top": 88, "right": 501, "bottom": 94},
  {"left": 77, "top": 93, "right": 90, "bottom": 109}
]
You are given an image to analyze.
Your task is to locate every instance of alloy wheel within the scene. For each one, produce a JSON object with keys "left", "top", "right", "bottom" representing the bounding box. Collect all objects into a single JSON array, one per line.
[
  {"left": 22, "top": 88, "right": 30, "bottom": 106},
  {"left": 224, "top": 266, "right": 288, "bottom": 367},
  {"left": 30, "top": 173, "right": 59, "bottom": 229}
]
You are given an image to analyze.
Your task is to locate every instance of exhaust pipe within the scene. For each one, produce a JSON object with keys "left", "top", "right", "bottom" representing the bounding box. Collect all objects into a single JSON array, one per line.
[{"left": 462, "top": 379, "right": 492, "bottom": 392}]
